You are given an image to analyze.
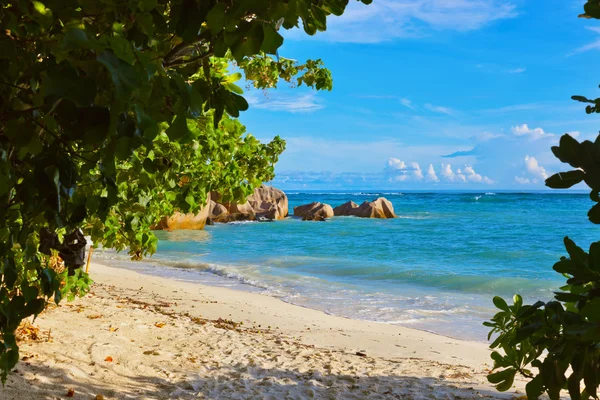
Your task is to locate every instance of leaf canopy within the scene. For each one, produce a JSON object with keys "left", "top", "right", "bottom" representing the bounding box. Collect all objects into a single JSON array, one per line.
[{"left": 0, "top": 0, "right": 360, "bottom": 383}]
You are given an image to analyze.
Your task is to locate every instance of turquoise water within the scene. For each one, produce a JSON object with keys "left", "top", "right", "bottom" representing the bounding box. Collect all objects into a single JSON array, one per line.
[{"left": 96, "top": 191, "right": 598, "bottom": 341}]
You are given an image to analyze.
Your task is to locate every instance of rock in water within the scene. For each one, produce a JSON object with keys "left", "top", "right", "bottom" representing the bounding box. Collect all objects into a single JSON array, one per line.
[
  {"left": 247, "top": 185, "right": 288, "bottom": 221},
  {"left": 212, "top": 185, "right": 288, "bottom": 222},
  {"left": 332, "top": 197, "right": 396, "bottom": 218},
  {"left": 293, "top": 202, "right": 334, "bottom": 221},
  {"left": 333, "top": 200, "right": 359, "bottom": 216},
  {"left": 208, "top": 201, "right": 230, "bottom": 223},
  {"left": 354, "top": 197, "right": 396, "bottom": 218}
]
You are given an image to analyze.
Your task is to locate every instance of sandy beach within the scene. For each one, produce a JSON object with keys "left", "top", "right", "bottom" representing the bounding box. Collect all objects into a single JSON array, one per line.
[{"left": 3, "top": 263, "right": 527, "bottom": 399}]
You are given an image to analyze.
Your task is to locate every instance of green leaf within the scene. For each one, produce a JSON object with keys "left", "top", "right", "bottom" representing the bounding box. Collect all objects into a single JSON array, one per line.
[
  {"left": 261, "top": 25, "right": 284, "bottom": 54},
  {"left": 0, "top": 350, "right": 19, "bottom": 378},
  {"left": 584, "top": 0, "right": 600, "bottom": 19},
  {"left": 133, "top": 105, "right": 159, "bottom": 141},
  {"left": 552, "top": 134, "right": 582, "bottom": 169},
  {"left": 589, "top": 241, "right": 600, "bottom": 271},
  {"left": 23, "top": 298, "right": 46, "bottom": 318},
  {"left": 526, "top": 375, "right": 544, "bottom": 399},
  {"left": 495, "top": 371, "right": 515, "bottom": 392},
  {"left": 206, "top": 3, "right": 227, "bottom": 35},
  {"left": 97, "top": 50, "right": 142, "bottom": 101},
  {"left": 493, "top": 296, "right": 510, "bottom": 312},
  {"left": 21, "top": 286, "right": 38, "bottom": 303},
  {"left": 572, "top": 95, "right": 591, "bottom": 103},
  {"left": 513, "top": 294, "right": 523, "bottom": 308},
  {"left": 545, "top": 170, "right": 585, "bottom": 189},
  {"left": 166, "top": 115, "right": 190, "bottom": 141},
  {"left": 143, "top": 157, "right": 156, "bottom": 174},
  {"left": 42, "top": 67, "right": 97, "bottom": 106},
  {"left": 565, "top": 237, "right": 589, "bottom": 266},
  {"left": 487, "top": 368, "right": 513, "bottom": 384},
  {"left": 138, "top": 0, "right": 158, "bottom": 12},
  {"left": 63, "top": 28, "right": 103, "bottom": 51},
  {"left": 588, "top": 203, "right": 600, "bottom": 224},
  {"left": 231, "top": 24, "right": 264, "bottom": 62},
  {"left": 581, "top": 298, "right": 600, "bottom": 322},
  {"left": 174, "top": 0, "right": 203, "bottom": 43},
  {"left": 109, "top": 36, "right": 136, "bottom": 65}
]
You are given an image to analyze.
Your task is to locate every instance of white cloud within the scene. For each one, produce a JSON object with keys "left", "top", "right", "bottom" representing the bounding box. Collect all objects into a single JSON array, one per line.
[
  {"left": 385, "top": 158, "right": 424, "bottom": 181},
  {"left": 441, "top": 163, "right": 454, "bottom": 180},
  {"left": 286, "top": 0, "right": 517, "bottom": 43},
  {"left": 424, "top": 103, "right": 455, "bottom": 115},
  {"left": 455, "top": 168, "right": 467, "bottom": 182},
  {"left": 411, "top": 162, "right": 424, "bottom": 180},
  {"left": 514, "top": 176, "right": 531, "bottom": 184},
  {"left": 440, "top": 163, "right": 492, "bottom": 183},
  {"left": 568, "top": 27, "right": 600, "bottom": 56},
  {"left": 426, "top": 164, "right": 439, "bottom": 182},
  {"left": 387, "top": 157, "right": 407, "bottom": 171},
  {"left": 508, "top": 67, "right": 526, "bottom": 74},
  {"left": 567, "top": 131, "right": 581, "bottom": 138},
  {"left": 512, "top": 124, "right": 553, "bottom": 140},
  {"left": 400, "top": 98, "right": 414, "bottom": 109},
  {"left": 471, "top": 132, "right": 504, "bottom": 141},
  {"left": 246, "top": 92, "right": 323, "bottom": 113},
  {"left": 464, "top": 165, "right": 481, "bottom": 182},
  {"left": 524, "top": 155, "right": 549, "bottom": 181}
]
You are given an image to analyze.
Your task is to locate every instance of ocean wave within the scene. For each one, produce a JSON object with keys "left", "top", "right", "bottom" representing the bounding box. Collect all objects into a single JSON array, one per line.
[{"left": 396, "top": 215, "right": 433, "bottom": 220}]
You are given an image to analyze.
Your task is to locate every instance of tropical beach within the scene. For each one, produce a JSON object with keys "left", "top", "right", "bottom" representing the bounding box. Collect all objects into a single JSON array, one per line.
[
  {"left": 4, "top": 0, "right": 600, "bottom": 399},
  {"left": 5, "top": 189, "right": 593, "bottom": 399},
  {"left": 5, "top": 262, "right": 522, "bottom": 400}
]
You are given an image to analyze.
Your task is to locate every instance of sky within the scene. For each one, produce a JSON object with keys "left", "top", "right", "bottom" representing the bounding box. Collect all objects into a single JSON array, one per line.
[{"left": 240, "top": 0, "right": 600, "bottom": 190}]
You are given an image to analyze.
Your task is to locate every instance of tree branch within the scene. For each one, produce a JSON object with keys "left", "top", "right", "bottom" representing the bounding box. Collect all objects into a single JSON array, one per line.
[{"left": 164, "top": 52, "right": 213, "bottom": 68}]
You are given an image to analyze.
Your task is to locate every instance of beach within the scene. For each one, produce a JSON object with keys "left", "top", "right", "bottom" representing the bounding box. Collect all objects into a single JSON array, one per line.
[
  {"left": 96, "top": 191, "right": 593, "bottom": 341},
  {"left": 4, "top": 262, "right": 526, "bottom": 399}
]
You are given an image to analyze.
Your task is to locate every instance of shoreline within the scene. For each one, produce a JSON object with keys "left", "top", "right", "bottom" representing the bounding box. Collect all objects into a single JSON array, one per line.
[
  {"left": 98, "top": 252, "right": 493, "bottom": 344},
  {"left": 88, "top": 263, "right": 492, "bottom": 365},
  {"left": 4, "top": 262, "right": 526, "bottom": 399}
]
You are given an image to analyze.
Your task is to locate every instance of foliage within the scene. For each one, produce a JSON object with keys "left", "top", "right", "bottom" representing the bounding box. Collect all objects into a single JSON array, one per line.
[
  {"left": 0, "top": 0, "right": 368, "bottom": 383},
  {"left": 485, "top": 42, "right": 600, "bottom": 400},
  {"left": 486, "top": 133, "right": 600, "bottom": 399},
  {"left": 485, "top": 4, "right": 600, "bottom": 398}
]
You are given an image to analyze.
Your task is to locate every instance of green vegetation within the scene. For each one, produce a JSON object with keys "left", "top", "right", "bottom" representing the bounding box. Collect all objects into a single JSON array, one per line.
[
  {"left": 486, "top": 4, "right": 600, "bottom": 398},
  {"left": 0, "top": 0, "right": 369, "bottom": 383}
]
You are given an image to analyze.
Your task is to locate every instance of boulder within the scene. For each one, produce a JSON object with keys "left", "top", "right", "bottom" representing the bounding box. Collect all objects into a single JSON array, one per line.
[
  {"left": 209, "top": 200, "right": 231, "bottom": 223},
  {"left": 212, "top": 185, "right": 288, "bottom": 222},
  {"left": 333, "top": 200, "right": 359, "bottom": 216},
  {"left": 209, "top": 200, "right": 228, "bottom": 219},
  {"left": 247, "top": 185, "right": 288, "bottom": 221},
  {"left": 353, "top": 197, "right": 396, "bottom": 218},
  {"left": 153, "top": 202, "right": 210, "bottom": 230},
  {"left": 293, "top": 202, "right": 334, "bottom": 221}
]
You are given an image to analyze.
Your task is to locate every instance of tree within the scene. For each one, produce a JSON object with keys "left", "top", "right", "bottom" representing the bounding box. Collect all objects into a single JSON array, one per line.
[
  {"left": 0, "top": 0, "right": 370, "bottom": 383},
  {"left": 486, "top": 4, "right": 600, "bottom": 398}
]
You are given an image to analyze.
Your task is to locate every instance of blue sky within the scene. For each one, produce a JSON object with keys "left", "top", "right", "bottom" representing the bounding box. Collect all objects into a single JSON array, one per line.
[{"left": 241, "top": 0, "right": 600, "bottom": 190}]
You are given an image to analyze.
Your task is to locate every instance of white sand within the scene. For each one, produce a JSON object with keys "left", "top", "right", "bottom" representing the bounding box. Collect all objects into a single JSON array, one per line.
[{"left": 3, "top": 263, "right": 529, "bottom": 399}]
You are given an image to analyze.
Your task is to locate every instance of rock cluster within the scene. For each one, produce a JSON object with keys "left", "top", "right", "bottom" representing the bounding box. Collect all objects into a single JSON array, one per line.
[
  {"left": 154, "top": 188, "right": 396, "bottom": 230},
  {"left": 294, "top": 197, "right": 396, "bottom": 222},
  {"left": 293, "top": 202, "right": 334, "bottom": 221},
  {"left": 153, "top": 185, "right": 288, "bottom": 230},
  {"left": 334, "top": 198, "right": 396, "bottom": 218}
]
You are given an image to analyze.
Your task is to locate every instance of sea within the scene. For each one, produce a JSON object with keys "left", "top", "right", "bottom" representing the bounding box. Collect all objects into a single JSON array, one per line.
[{"left": 95, "top": 191, "right": 598, "bottom": 341}]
